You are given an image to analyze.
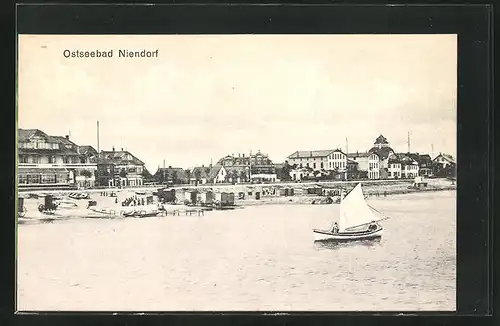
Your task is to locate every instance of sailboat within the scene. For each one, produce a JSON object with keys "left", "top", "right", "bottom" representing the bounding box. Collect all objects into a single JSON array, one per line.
[{"left": 313, "top": 183, "right": 388, "bottom": 242}]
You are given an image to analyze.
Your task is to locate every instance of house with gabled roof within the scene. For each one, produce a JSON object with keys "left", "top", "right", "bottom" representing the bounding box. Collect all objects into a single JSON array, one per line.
[
  {"left": 433, "top": 153, "right": 456, "bottom": 178},
  {"left": 17, "top": 128, "right": 98, "bottom": 189},
  {"left": 190, "top": 164, "right": 227, "bottom": 185},
  {"left": 154, "top": 167, "right": 188, "bottom": 185},
  {"left": 396, "top": 153, "right": 420, "bottom": 179},
  {"left": 100, "top": 147, "right": 146, "bottom": 187}
]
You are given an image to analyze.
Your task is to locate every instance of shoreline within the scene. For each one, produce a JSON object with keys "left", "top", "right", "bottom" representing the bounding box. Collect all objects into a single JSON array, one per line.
[{"left": 18, "top": 181, "right": 456, "bottom": 220}]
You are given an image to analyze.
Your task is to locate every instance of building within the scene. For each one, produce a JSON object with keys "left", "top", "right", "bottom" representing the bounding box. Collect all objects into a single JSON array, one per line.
[
  {"left": 190, "top": 165, "right": 227, "bottom": 184},
  {"left": 99, "top": 148, "right": 145, "bottom": 187},
  {"left": 387, "top": 156, "right": 402, "bottom": 179},
  {"left": 397, "top": 153, "right": 420, "bottom": 178},
  {"left": 217, "top": 151, "right": 277, "bottom": 183},
  {"left": 368, "top": 135, "right": 396, "bottom": 179},
  {"left": 409, "top": 153, "right": 434, "bottom": 177},
  {"left": 433, "top": 153, "right": 456, "bottom": 178},
  {"left": 17, "top": 129, "right": 98, "bottom": 189},
  {"left": 287, "top": 149, "right": 347, "bottom": 172},
  {"left": 154, "top": 167, "right": 188, "bottom": 185},
  {"left": 290, "top": 167, "right": 315, "bottom": 181},
  {"left": 348, "top": 152, "right": 380, "bottom": 179}
]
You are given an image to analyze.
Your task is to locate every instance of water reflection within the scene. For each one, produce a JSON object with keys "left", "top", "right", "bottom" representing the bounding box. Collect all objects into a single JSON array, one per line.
[{"left": 314, "top": 238, "right": 382, "bottom": 250}]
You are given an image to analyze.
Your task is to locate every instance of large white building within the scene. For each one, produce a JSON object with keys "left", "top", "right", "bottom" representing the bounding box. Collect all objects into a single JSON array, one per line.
[
  {"left": 18, "top": 129, "right": 98, "bottom": 189},
  {"left": 348, "top": 152, "right": 380, "bottom": 179},
  {"left": 287, "top": 149, "right": 347, "bottom": 172}
]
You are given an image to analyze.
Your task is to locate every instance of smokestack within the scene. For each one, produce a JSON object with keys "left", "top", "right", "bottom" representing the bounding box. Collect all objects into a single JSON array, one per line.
[{"left": 97, "top": 121, "right": 100, "bottom": 154}]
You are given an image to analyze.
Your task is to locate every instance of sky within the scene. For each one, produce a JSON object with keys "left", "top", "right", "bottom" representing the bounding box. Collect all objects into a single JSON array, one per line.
[{"left": 18, "top": 34, "right": 457, "bottom": 173}]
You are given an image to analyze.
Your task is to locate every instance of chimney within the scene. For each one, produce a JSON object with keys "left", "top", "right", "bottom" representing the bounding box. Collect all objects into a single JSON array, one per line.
[
  {"left": 121, "top": 148, "right": 124, "bottom": 151},
  {"left": 169, "top": 166, "right": 172, "bottom": 169},
  {"left": 65, "top": 135, "right": 69, "bottom": 140},
  {"left": 242, "top": 153, "right": 245, "bottom": 158},
  {"left": 112, "top": 146, "right": 115, "bottom": 152}
]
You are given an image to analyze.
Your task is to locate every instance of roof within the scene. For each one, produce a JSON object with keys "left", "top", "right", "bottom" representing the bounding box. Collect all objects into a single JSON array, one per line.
[
  {"left": 155, "top": 167, "right": 187, "bottom": 179},
  {"left": 348, "top": 152, "right": 379, "bottom": 159},
  {"left": 217, "top": 151, "right": 273, "bottom": 166},
  {"left": 224, "top": 165, "right": 249, "bottom": 175},
  {"left": 18, "top": 129, "right": 45, "bottom": 142},
  {"left": 288, "top": 149, "right": 346, "bottom": 159},
  {"left": 100, "top": 150, "right": 145, "bottom": 166},
  {"left": 347, "top": 158, "right": 358, "bottom": 164},
  {"left": 192, "top": 165, "right": 225, "bottom": 179},
  {"left": 434, "top": 153, "right": 456, "bottom": 164},
  {"left": 368, "top": 146, "right": 395, "bottom": 160},
  {"left": 374, "top": 134, "right": 389, "bottom": 145},
  {"left": 396, "top": 153, "right": 419, "bottom": 165},
  {"left": 78, "top": 145, "right": 98, "bottom": 155}
]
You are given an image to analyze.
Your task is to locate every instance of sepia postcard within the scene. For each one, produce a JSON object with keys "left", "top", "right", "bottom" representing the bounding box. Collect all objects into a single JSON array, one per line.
[{"left": 16, "top": 34, "right": 457, "bottom": 312}]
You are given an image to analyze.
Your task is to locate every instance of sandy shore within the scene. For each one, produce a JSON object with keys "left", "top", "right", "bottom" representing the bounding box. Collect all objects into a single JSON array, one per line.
[{"left": 18, "top": 178, "right": 455, "bottom": 219}]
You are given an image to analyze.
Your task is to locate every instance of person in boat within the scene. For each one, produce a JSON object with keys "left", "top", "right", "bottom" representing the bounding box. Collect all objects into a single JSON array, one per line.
[
  {"left": 331, "top": 222, "right": 339, "bottom": 233},
  {"left": 368, "top": 222, "right": 378, "bottom": 232}
]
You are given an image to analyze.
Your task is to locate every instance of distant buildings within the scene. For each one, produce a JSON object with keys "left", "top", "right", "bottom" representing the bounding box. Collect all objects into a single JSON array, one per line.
[
  {"left": 286, "top": 134, "right": 455, "bottom": 181},
  {"left": 18, "top": 128, "right": 456, "bottom": 189},
  {"left": 154, "top": 167, "right": 188, "bottom": 185},
  {"left": 218, "top": 151, "right": 277, "bottom": 183}
]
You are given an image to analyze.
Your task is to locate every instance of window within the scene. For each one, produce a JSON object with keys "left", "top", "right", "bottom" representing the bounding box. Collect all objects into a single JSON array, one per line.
[
  {"left": 306, "top": 163, "right": 309, "bottom": 168},
  {"left": 320, "top": 162, "right": 324, "bottom": 169},
  {"left": 29, "top": 174, "right": 41, "bottom": 184},
  {"left": 313, "top": 163, "right": 316, "bottom": 169},
  {"left": 19, "top": 175, "right": 27, "bottom": 184}
]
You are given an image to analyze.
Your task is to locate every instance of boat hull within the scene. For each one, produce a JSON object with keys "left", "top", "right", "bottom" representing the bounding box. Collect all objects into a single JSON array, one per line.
[{"left": 313, "top": 227, "right": 383, "bottom": 242}]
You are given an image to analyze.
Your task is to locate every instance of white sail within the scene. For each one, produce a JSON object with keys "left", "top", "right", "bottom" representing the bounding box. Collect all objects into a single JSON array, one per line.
[{"left": 339, "top": 183, "right": 383, "bottom": 231}]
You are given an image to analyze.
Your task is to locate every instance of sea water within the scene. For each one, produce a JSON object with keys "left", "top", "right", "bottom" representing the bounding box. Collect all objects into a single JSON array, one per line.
[{"left": 17, "top": 191, "right": 456, "bottom": 311}]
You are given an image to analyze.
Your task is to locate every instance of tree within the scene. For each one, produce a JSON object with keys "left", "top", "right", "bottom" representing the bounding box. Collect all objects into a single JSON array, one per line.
[
  {"left": 172, "top": 170, "right": 178, "bottom": 184},
  {"left": 194, "top": 169, "right": 202, "bottom": 186},
  {"left": 239, "top": 170, "right": 247, "bottom": 183},
  {"left": 185, "top": 169, "right": 192, "bottom": 184},
  {"left": 231, "top": 170, "right": 239, "bottom": 184},
  {"left": 80, "top": 169, "right": 93, "bottom": 178},
  {"left": 157, "top": 170, "right": 165, "bottom": 184},
  {"left": 141, "top": 168, "right": 153, "bottom": 180},
  {"left": 281, "top": 160, "right": 292, "bottom": 181}
]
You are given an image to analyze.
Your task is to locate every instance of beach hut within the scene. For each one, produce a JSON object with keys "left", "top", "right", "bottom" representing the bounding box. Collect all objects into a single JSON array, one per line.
[
  {"left": 175, "top": 190, "right": 186, "bottom": 203},
  {"left": 289, "top": 188, "right": 295, "bottom": 196},
  {"left": 215, "top": 192, "right": 235, "bottom": 206},
  {"left": 18, "top": 197, "right": 26, "bottom": 218},
  {"left": 238, "top": 192, "right": 245, "bottom": 200},
  {"left": 255, "top": 192, "right": 261, "bottom": 200},
  {"left": 189, "top": 190, "right": 199, "bottom": 204}
]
